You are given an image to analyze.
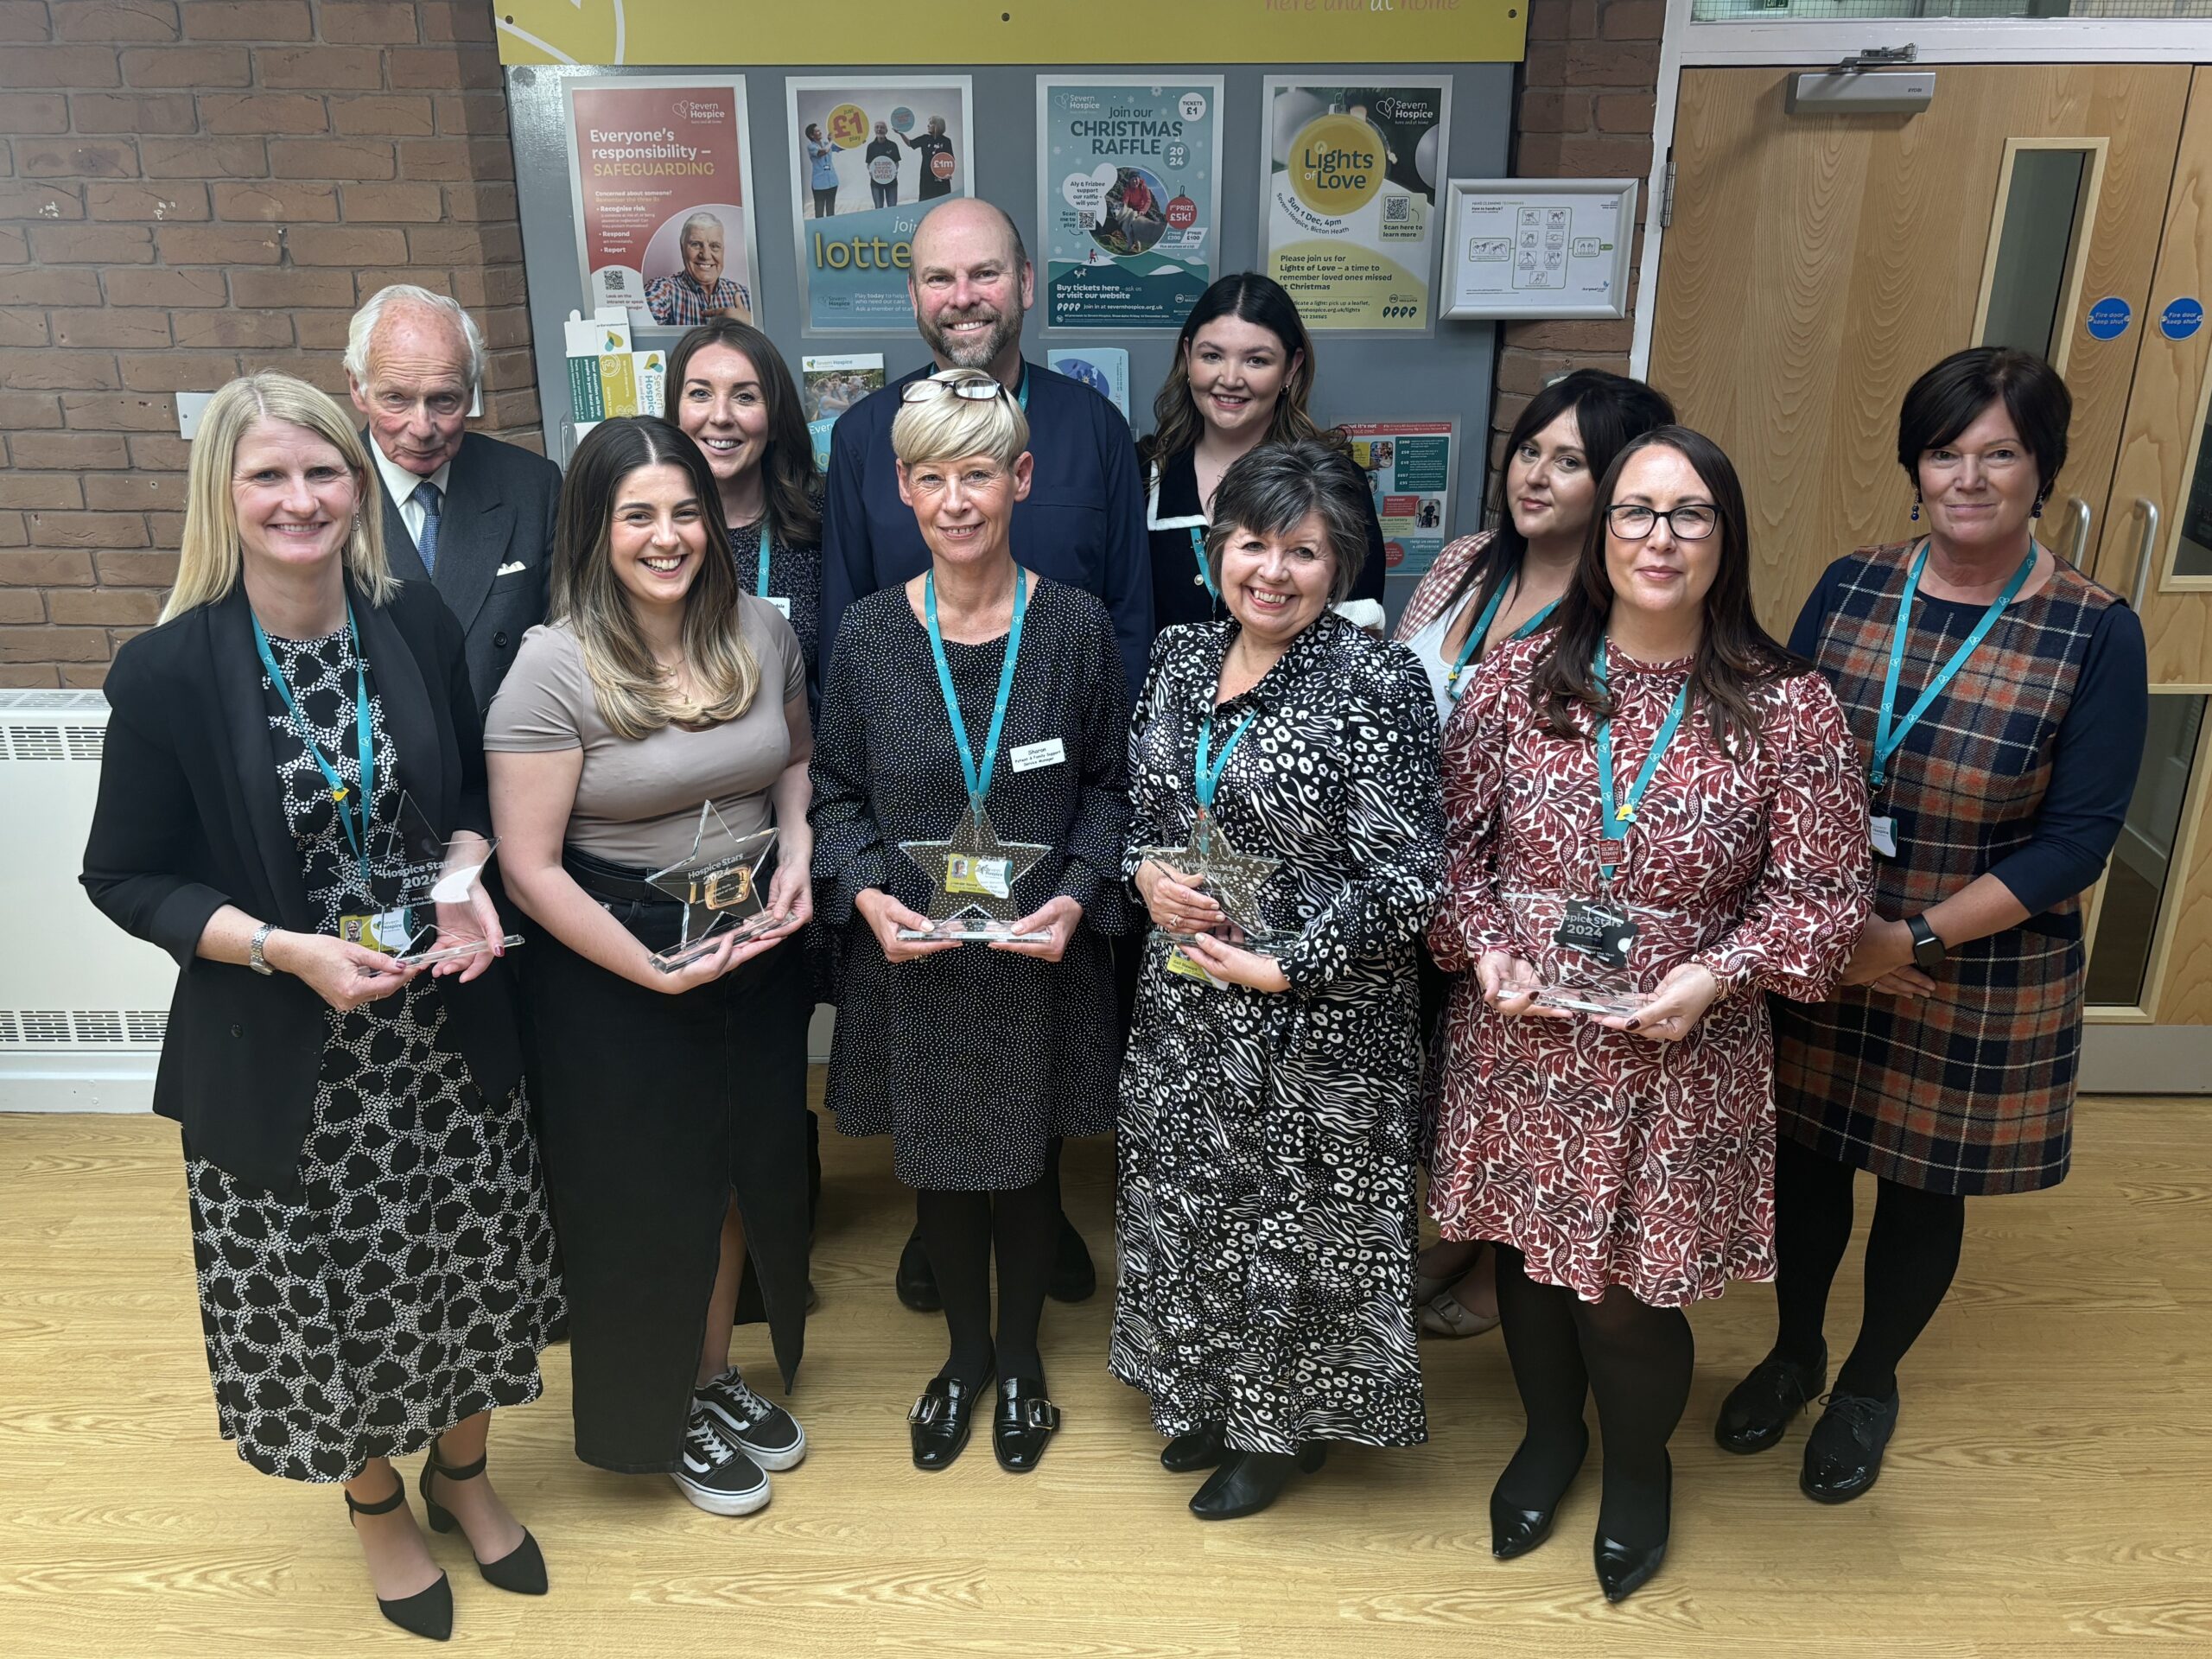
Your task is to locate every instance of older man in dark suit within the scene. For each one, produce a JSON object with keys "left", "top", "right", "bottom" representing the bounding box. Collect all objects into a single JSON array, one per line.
[{"left": 346, "top": 283, "right": 562, "bottom": 712}]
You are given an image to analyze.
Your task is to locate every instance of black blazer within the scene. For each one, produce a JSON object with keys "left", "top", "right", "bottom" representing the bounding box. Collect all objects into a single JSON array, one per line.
[
  {"left": 375, "top": 429, "right": 561, "bottom": 714},
  {"left": 80, "top": 576, "right": 524, "bottom": 1200}
]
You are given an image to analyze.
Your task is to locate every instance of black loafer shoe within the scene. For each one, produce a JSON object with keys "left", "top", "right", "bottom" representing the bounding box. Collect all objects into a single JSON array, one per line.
[
  {"left": 1047, "top": 1215, "right": 1096, "bottom": 1304},
  {"left": 1188, "top": 1444, "right": 1325, "bottom": 1521},
  {"left": 908, "top": 1370, "right": 991, "bottom": 1471},
  {"left": 1715, "top": 1345, "right": 1827, "bottom": 1454},
  {"left": 991, "top": 1377, "right": 1061, "bottom": 1474},
  {"left": 1161, "top": 1422, "right": 1227, "bottom": 1473},
  {"left": 1801, "top": 1388, "right": 1899, "bottom": 1503},
  {"left": 895, "top": 1228, "right": 941, "bottom": 1313}
]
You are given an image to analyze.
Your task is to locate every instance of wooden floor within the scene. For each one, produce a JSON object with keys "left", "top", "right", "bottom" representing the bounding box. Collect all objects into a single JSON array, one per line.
[{"left": 3, "top": 1088, "right": 2210, "bottom": 1658}]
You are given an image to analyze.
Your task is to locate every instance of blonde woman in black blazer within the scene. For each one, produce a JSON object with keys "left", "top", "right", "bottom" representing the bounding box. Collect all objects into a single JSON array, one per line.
[{"left": 79, "top": 372, "right": 562, "bottom": 1643}]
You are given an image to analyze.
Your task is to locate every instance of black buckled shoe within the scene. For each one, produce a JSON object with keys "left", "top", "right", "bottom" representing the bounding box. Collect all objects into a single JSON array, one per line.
[
  {"left": 896, "top": 1228, "right": 941, "bottom": 1313},
  {"left": 419, "top": 1444, "right": 548, "bottom": 1596},
  {"left": 1801, "top": 1388, "right": 1900, "bottom": 1503},
  {"left": 1048, "top": 1215, "right": 1096, "bottom": 1304},
  {"left": 346, "top": 1477, "right": 454, "bottom": 1642},
  {"left": 1715, "top": 1345, "right": 1828, "bottom": 1454},
  {"left": 1161, "top": 1422, "right": 1227, "bottom": 1473},
  {"left": 991, "top": 1377, "right": 1061, "bottom": 1473},
  {"left": 1188, "top": 1444, "right": 1325, "bottom": 1521},
  {"left": 908, "top": 1370, "right": 992, "bottom": 1471}
]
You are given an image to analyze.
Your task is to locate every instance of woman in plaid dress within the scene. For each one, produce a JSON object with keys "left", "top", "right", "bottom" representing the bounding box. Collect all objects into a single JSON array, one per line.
[{"left": 1718, "top": 348, "right": 2148, "bottom": 1504}]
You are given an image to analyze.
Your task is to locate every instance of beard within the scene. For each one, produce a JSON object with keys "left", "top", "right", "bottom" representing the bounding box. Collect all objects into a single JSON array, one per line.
[{"left": 921, "top": 304, "right": 1020, "bottom": 371}]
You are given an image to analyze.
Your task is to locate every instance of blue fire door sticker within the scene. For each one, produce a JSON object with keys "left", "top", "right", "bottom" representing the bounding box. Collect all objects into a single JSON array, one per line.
[
  {"left": 2086, "top": 296, "right": 2132, "bottom": 340},
  {"left": 2162, "top": 298, "right": 2204, "bottom": 341}
]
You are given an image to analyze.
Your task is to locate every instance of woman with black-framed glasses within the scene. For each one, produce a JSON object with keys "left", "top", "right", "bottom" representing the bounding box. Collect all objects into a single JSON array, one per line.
[{"left": 1427, "top": 425, "right": 1871, "bottom": 1600}]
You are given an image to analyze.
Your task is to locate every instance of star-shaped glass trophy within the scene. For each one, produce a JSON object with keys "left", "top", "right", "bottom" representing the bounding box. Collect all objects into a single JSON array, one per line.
[
  {"left": 1135, "top": 808, "right": 1287, "bottom": 952},
  {"left": 352, "top": 791, "right": 525, "bottom": 968},
  {"left": 897, "top": 804, "right": 1053, "bottom": 943},
  {"left": 645, "top": 800, "right": 782, "bottom": 972}
]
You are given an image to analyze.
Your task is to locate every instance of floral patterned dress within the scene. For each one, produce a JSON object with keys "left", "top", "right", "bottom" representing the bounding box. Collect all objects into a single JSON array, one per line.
[{"left": 1427, "top": 635, "right": 1871, "bottom": 1307}]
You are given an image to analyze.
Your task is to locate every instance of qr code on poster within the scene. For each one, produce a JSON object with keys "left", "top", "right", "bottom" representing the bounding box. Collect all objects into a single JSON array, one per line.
[
  {"left": 1078, "top": 211, "right": 1096, "bottom": 230},
  {"left": 1383, "top": 196, "right": 1411, "bottom": 223}
]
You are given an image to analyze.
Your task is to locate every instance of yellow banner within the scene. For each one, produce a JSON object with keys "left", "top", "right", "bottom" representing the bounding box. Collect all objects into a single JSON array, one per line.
[{"left": 495, "top": 2, "right": 1527, "bottom": 68}]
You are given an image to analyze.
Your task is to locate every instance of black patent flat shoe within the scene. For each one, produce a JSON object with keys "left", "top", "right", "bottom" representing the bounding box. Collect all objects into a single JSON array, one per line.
[
  {"left": 346, "top": 1476, "right": 454, "bottom": 1642},
  {"left": 419, "top": 1445, "right": 548, "bottom": 1595},
  {"left": 908, "top": 1370, "right": 992, "bottom": 1471},
  {"left": 1490, "top": 1426, "right": 1590, "bottom": 1560},
  {"left": 1188, "top": 1444, "right": 1325, "bottom": 1521},
  {"left": 1161, "top": 1422, "right": 1227, "bottom": 1473},
  {"left": 896, "top": 1228, "right": 942, "bottom": 1313},
  {"left": 1801, "top": 1388, "right": 1900, "bottom": 1503},
  {"left": 991, "top": 1376, "right": 1061, "bottom": 1474},
  {"left": 1048, "top": 1215, "right": 1096, "bottom": 1304},
  {"left": 1592, "top": 1452, "right": 1671, "bottom": 1603},
  {"left": 1715, "top": 1345, "right": 1827, "bottom": 1454}
]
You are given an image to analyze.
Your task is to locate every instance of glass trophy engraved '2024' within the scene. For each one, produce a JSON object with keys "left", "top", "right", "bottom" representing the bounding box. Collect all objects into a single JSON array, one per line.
[{"left": 356, "top": 791, "right": 525, "bottom": 968}]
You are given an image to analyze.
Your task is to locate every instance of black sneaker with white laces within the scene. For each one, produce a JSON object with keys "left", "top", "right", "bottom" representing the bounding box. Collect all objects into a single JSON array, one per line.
[
  {"left": 696, "top": 1366, "right": 808, "bottom": 1471},
  {"left": 673, "top": 1408, "right": 772, "bottom": 1516}
]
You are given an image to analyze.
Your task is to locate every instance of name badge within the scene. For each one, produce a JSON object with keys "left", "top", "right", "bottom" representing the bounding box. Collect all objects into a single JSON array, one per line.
[
  {"left": 339, "top": 907, "right": 413, "bottom": 954},
  {"left": 1166, "top": 945, "right": 1227, "bottom": 987},
  {"left": 1011, "top": 738, "right": 1065, "bottom": 773},
  {"left": 944, "top": 853, "right": 1011, "bottom": 899},
  {"left": 767, "top": 595, "right": 791, "bottom": 620},
  {"left": 1870, "top": 814, "right": 1899, "bottom": 861},
  {"left": 1554, "top": 895, "right": 1637, "bottom": 972}
]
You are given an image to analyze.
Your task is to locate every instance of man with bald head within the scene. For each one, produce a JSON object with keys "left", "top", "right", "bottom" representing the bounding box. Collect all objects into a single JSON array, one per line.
[
  {"left": 346, "top": 283, "right": 562, "bottom": 710},
  {"left": 820, "top": 197, "right": 1150, "bottom": 1313}
]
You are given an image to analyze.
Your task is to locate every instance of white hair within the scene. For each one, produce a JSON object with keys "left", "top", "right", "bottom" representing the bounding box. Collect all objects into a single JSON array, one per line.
[
  {"left": 344, "top": 283, "right": 486, "bottom": 393},
  {"left": 680, "top": 211, "right": 725, "bottom": 244}
]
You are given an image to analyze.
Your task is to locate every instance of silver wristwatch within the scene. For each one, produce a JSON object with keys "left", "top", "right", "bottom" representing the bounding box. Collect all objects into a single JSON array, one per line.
[{"left": 248, "top": 922, "right": 276, "bottom": 976}]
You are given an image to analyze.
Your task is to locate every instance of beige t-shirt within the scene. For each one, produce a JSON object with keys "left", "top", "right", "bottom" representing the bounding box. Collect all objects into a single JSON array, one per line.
[{"left": 483, "top": 598, "right": 805, "bottom": 870}]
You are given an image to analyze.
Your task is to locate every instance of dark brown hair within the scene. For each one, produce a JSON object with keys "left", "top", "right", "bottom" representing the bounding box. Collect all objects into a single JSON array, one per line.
[
  {"left": 1141, "top": 272, "right": 1323, "bottom": 469},
  {"left": 664, "top": 318, "right": 823, "bottom": 550},
  {"left": 1533, "top": 425, "right": 1808, "bottom": 757},
  {"left": 1897, "top": 346, "right": 2071, "bottom": 505}
]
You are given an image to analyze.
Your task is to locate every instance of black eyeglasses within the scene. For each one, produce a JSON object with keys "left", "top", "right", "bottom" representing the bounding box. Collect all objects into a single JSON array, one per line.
[
  {"left": 1606, "top": 503, "right": 1719, "bottom": 541},
  {"left": 900, "top": 377, "right": 1009, "bottom": 406}
]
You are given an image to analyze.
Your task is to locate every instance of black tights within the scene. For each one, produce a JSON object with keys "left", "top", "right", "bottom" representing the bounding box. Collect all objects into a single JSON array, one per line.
[
  {"left": 1493, "top": 1244, "right": 1689, "bottom": 1548},
  {"left": 915, "top": 1175, "right": 1058, "bottom": 1388},
  {"left": 1771, "top": 1137, "right": 1966, "bottom": 1399}
]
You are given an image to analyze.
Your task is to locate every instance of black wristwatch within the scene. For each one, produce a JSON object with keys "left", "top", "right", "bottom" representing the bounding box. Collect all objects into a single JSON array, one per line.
[{"left": 1905, "top": 913, "right": 1945, "bottom": 972}]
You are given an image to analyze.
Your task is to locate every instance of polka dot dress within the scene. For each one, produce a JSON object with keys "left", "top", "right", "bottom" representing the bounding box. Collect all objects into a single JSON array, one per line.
[{"left": 182, "top": 624, "right": 563, "bottom": 1483}]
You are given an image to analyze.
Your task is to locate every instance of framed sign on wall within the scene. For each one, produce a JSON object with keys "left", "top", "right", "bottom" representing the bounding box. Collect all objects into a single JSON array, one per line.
[{"left": 1437, "top": 178, "right": 1637, "bottom": 321}]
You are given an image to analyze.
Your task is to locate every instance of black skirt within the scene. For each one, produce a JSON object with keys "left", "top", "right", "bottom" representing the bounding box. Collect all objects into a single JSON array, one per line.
[{"left": 526, "top": 849, "right": 812, "bottom": 1473}]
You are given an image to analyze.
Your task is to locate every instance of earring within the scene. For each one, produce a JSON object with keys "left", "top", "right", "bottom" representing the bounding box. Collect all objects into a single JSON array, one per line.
[
  {"left": 1910, "top": 493, "right": 1921, "bottom": 524},
  {"left": 2031, "top": 498, "right": 2044, "bottom": 520}
]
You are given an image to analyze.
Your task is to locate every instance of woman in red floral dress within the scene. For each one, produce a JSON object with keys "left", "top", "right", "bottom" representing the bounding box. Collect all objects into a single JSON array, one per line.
[{"left": 1427, "top": 427, "right": 1871, "bottom": 1601}]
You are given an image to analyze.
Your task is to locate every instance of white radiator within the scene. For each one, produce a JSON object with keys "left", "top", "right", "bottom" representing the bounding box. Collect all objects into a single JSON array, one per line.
[{"left": 0, "top": 690, "right": 173, "bottom": 1111}]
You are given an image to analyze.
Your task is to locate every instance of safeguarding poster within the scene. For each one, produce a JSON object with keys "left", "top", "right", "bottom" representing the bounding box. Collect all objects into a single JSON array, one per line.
[
  {"left": 1343, "top": 420, "right": 1455, "bottom": 575},
  {"left": 786, "top": 75, "right": 973, "bottom": 333},
  {"left": 1260, "top": 80, "right": 1450, "bottom": 334},
  {"left": 564, "top": 76, "right": 760, "bottom": 336},
  {"left": 1037, "top": 76, "right": 1222, "bottom": 330}
]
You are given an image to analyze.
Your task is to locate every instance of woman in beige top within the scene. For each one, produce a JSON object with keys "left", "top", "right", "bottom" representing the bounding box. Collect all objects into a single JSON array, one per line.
[{"left": 485, "top": 416, "right": 813, "bottom": 1521}]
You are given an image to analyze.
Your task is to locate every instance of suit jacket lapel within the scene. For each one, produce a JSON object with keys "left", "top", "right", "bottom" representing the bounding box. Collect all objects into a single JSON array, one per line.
[
  {"left": 432, "top": 437, "right": 509, "bottom": 634},
  {"left": 350, "top": 575, "right": 445, "bottom": 831},
  {"left": 207, "top": 587, "right": 315, "bottom": 931}
]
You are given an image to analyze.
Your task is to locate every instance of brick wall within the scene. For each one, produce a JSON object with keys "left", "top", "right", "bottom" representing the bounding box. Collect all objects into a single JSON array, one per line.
[
  {"left": 0, "top": 0, "right": 537, "bottom": 689},
  {"left": 1489, "top": 0, "right": 1665, "bottom": 479}
]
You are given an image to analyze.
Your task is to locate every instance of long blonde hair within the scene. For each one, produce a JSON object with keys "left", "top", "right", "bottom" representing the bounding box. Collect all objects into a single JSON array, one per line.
[
  {"left": 163, "top": 372, "right": 392, "bottom": 622},
  {"left": 550, "top": 416, "right": 760, "bottom": 740}
]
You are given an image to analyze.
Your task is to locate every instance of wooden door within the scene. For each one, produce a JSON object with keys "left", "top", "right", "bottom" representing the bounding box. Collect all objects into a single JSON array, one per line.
[{"left": 1651, "top": 64, "right": 2190, "bottom": 637}]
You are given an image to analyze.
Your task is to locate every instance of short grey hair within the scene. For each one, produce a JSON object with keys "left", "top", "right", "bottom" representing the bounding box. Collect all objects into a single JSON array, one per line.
[
  {"left": 1205, "top": 438, "right": 1367, "bottom": 605},
  {"left": 892, "top": 369, "right": 1029, "bottom": 469},
  {"left": 344, "top": 283, "right": 486, "bottom": 394},
  {"left": 679, "top": 211, "right": 725, "bottom": 244}
]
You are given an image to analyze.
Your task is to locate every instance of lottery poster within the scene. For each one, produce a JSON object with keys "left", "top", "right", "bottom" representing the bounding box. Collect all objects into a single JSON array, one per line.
[
  {"left": 564, "top": 76, "right": 760, "bottom": 337},
  {"left": 803, "top": 353, "right": 886, "bottom": 470},
  {"left": 1037, "top": 76, "right": 1222, "bottom": 330},
  {"left": 1341, "top": 420, "right": 1455, "bottom": 575},
  {"left": 1260, "top": 79, "right": 1451, "bottom": 334},
  {"left": 786, "top": 75, "right": 973, "bottom": 332}
]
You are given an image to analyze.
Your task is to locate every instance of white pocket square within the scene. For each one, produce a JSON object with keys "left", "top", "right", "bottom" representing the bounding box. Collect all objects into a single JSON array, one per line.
[{"left": 497, "top": 561, "right": 528, "bottom": 575}]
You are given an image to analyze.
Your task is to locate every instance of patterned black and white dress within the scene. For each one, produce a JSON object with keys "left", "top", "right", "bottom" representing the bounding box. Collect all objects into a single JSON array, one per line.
[
  {"left": 1109, "top": 613, "right": 1445, "bottom": 1454},
  {"left": 183, "top": 625, "right": 563, "bottom": 1482}
]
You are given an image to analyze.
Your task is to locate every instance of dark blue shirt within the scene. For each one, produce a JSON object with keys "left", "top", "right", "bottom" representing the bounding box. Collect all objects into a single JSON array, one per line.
[{"left": 821, "top": 359, "right": 1154, "bottom": 698}]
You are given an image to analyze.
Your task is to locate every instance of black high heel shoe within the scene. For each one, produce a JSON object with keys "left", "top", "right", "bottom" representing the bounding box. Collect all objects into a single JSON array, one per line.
[
  {"left": 418, "top": 1445, "right": 549, "bottom": 1596},
  {"left": 1160, "top": 1422, "right": 1226, "bottom": 1473},
  {"left": 1592, "top": 1452, "right": 1671, "bottom": 1603},
  {"left": 1490, "top": 1425, "right": 1591, "bottom": 1560},
  {"left": 346, "top": 1478, "right": 453, "bottom": 1642},
  {"left": 1188, "top": 1443, "right": 1326, "bottom": 1520}
]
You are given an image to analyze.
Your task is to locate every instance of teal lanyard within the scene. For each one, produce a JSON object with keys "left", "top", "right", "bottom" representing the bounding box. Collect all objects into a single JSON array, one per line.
[
  {"left": 1188, "top": 524, "right": 1217, "bottom": 601},
  {"left": 1592, "top": 639, "right": 1691, "bottom": 887},
  {"left": 1871, "top": 537, "right": 2035, "bottom": 791},
  {"left": 924, "top": 566, "right": 1029, "bottom": 814},
  {"left": 252, "top": 601, "right": 375, "bottom": 891},
  {"left": 1446, "top": 577, "right": 1558, "bottom": 698},
  {"left": 1015, "top": 365, "right": 1030, "bottom": 413},
  {"left": 754, "top": 528, "right": 773, "bottom": 598},
  {"left": 1195, "top": 708, "right": 1257, "bottom": 817}
]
